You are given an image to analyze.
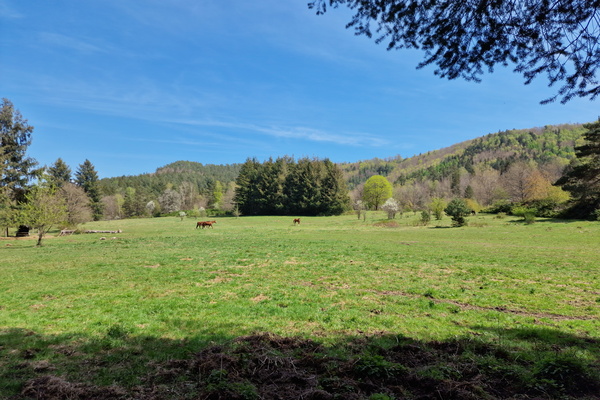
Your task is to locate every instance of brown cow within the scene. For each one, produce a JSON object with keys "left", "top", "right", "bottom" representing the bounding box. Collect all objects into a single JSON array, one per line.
[{"left": 293, "top": 218, "right": 300, "bottom": 225}]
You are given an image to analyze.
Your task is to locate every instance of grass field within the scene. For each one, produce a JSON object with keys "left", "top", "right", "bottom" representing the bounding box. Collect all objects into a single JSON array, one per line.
[{"left": 1, "top": 213, "right": 599, "bottom": 399}]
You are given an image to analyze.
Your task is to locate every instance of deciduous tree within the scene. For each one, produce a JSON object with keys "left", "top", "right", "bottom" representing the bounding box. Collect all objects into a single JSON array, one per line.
[
  {"left": 429, "top": 197, "right": 447, "bottom": 220},
  {"left": 19, "top": 186, "right": 67, "bottom": 246},
  {"left": 362, "top": 175, "right": 392, "bottom": 210},
  {"left": 60, "top": 182, "right": 92, "bottom": 226},
  {"left": 381, "top": 197, "right": 400, "bottom": 219}
]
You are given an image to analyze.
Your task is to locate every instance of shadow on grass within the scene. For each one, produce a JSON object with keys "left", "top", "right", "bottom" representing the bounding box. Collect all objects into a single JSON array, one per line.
[{"left": 2, "top": 325, "right": 599, "bottom": 400}]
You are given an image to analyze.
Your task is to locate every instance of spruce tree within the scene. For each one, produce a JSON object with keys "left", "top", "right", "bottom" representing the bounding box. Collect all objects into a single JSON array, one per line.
[
  {"left": 47, "top": 158, "right": 72, "bottom": 188},
  {"left": 557, "top": 120, "right": 600, "bottom": 219},
  {"left": 75, "top": 159, "right": 103, "bottom": 220},
  {"left": 0, "top": 98, "right": 39, "bottom": 200},
  {"left": 234, "top": 158, "right": 262, "bottom": 215},
  {"left": 320, "top": 159, "right": 350, "bottom": 215}
]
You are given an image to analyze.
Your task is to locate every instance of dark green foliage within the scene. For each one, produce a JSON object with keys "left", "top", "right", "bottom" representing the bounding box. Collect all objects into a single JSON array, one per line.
[
  {"left": 420, "top": 210, "right": 431, "bottom": 225},
  {"left": 47, "top": 158, "right": 72, "bottom": 188},
  {"left": 557, "top": 120, "right": 600, "bottom": 219},
  {"left": 444, "top": 198, "right": 471, "bottom": 227},
  {"left": 122, "top": 187, "right": 150, "bottom": 218},
  {"left": 0, "top": 98, "right": 39, "bottom": 199},
  {"left": 75, "top": 160, "right": 103, "bottom": 220},
  {"left": 233, "top": 158, "right": 263, "bottom": 215},
  {"left": 235, "top": 157, "right": 349, "bottom": 216},
  {"left": 309, "top": 1, "right": 600, "bottom": 103},
  {"left": 464, "top": 185, "right": 474, "bottom": 199}
]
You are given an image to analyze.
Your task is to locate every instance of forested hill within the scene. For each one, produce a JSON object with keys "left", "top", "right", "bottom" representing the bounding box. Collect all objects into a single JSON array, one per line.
[
  {"left": 96, "top": 122, "right": 588, "bottom": 217},
  {"left": 339, "top": 123, "right": 587, "bottom": 189},
  {"left": 98, "top": 161, "right": 242, "bottom": 198}
]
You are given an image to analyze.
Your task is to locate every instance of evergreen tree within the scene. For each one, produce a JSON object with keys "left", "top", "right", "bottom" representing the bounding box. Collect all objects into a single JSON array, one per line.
[
  {"left": 47, "top": 158, "right": 72, "bottom": 188},
  {"left": 320, "top": 159, "right": 350, "bottom": 215},
  {"left": 234, "top": 158, "right": 262, "bottom": 215},
  {"left": 557, "top": 120, "right": 600, "bottom": 218},
  {"left": 257, "top": 157, "right": 288, "bottom": 214},
  {"left": 284, "top": 158, "right": 321, "bottom": 215},
  {"left": 234, "top": 157, "right": 349, "bottom": 216},
  {"left": 123, "top": 187, "right": 150, "bottom": 217},
  {"left": 464, "top": 185, "right": 474, "bottom": 199},
  {"left": 75, "top": 159, "right": 103, "bottom": 220},
  {"left": 310, "top": 0, "right": 600, "bottom": 103},
  {"left": 445, "top": 198, "right": 471, "bottom": 227},
  {"left": 0, "top": 98, "right": 39, "bottom": 200}
]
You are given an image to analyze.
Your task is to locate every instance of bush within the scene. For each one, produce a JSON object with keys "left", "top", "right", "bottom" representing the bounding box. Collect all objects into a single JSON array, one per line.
[
  {"left": 511, "top": 206, "right": 537, "bottom": 223},
  {"left": 444, "top": 199, "right": 471, "bottom": 227},
  {"left": 420, "top": 210, "right": 431, "bottom": 226},
  {"left": 486, "top": 200, "right": 513, "bottom": 214}
]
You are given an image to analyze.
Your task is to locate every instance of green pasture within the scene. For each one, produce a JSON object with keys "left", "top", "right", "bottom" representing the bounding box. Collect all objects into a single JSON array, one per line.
[{"left": 1, "top": 212, "right": 599, "bottom": 396}]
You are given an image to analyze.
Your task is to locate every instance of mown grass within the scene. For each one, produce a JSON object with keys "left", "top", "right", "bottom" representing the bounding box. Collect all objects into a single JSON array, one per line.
[{"left": 1, "top": 213, "right": 599, "bottom": 398}]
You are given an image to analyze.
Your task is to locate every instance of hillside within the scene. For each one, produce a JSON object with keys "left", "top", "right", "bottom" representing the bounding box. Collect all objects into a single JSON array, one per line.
[
  {"left": 339, "top": 123, "right": 586, "bottom": 189},
  {"left": 95, "top": 123, "right": 588, "bottom": 217},
  {"left": 99, "top": 161, "right": 242, "bottom": 198}
]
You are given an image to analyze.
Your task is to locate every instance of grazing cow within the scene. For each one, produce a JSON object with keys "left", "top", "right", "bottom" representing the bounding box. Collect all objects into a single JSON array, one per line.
[{"left": 293, "top": 218, "right": 301, "bottom": 225}]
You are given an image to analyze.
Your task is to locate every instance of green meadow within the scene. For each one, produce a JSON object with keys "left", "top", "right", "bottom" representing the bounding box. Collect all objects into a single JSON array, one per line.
[{"left": 1, "top": 213, "right": 599, "bottom": 398}]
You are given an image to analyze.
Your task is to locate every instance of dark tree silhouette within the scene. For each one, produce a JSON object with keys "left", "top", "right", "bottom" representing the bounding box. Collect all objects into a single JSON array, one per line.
[
  {"left": 557, "top": 120, "right": 600, "bottom": 218},
  {"left": 309, "top": 0, "right": 600, "bottom": 103}
]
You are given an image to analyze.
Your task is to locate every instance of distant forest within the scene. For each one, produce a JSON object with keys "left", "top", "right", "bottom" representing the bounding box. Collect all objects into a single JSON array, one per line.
[{"left": 93, "top": 123, "right": 587, "bottom": 218}]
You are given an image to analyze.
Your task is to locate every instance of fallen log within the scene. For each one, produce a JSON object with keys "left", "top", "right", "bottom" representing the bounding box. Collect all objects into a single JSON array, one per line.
[{"left": 84, "top": 230, "right": 122, "bottom": 234}]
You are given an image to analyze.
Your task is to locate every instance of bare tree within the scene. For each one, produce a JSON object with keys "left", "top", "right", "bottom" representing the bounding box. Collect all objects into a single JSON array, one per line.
[
  {"left": 502, "top": 162, "right": 537, "bottom": 202},
  {"left": 470, "top": 166, "right": 503, "bottom": 206},
  {"left": 60, "top": 182, "right": 92, "bottom": 226}
]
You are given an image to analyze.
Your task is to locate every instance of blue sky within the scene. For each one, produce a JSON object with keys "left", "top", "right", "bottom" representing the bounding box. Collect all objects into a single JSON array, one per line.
[{"left": 1, "top": 1, "right": 598, "bottom": 179}]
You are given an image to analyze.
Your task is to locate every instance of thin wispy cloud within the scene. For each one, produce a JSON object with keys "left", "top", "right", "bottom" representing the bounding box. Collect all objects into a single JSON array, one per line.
[
  {"left": 3, "top": 1, "right": 596, "bottom": 178},
  {"left": 39, "top": 32, "right": 108, "bottom": 54},
  {"left": 0, "top": 1, "right": 22, "bottom": 18},
  {"left": 169, "top": 117, "right": 389, "bottom": 147}
]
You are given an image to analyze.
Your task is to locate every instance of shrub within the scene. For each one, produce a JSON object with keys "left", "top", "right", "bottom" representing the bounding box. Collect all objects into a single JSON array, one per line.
[
  {"left": 486, "top": 200, "right": 513, "bottom": 214},
  {"left": 523, "top": 212, "right": 536, "bottom": 224},
  {"left": 511, "top": 206, "right": 537, "bottom": 223},
  {"left": 429, "top": 197, "right": 446, "bottom": 220},
  {"left": 444, "top": 199, "right": 471, "bottom": 227},
  {"left": 420, "top": 210, "right": 431, "bottom": 226}
]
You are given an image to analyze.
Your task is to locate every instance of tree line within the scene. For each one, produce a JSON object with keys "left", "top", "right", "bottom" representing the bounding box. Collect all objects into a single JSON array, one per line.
[
  {"left": 2, "top": 96, "right": 599, "bottom": 245},
  {"left": 233, "top": 157, "right": 350, "bottom": 216}
]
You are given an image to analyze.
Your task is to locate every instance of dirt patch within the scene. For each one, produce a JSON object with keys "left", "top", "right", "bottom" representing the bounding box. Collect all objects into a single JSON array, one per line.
[{"left": 16, "top": 333, "right": 600, "bottom": 400}]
